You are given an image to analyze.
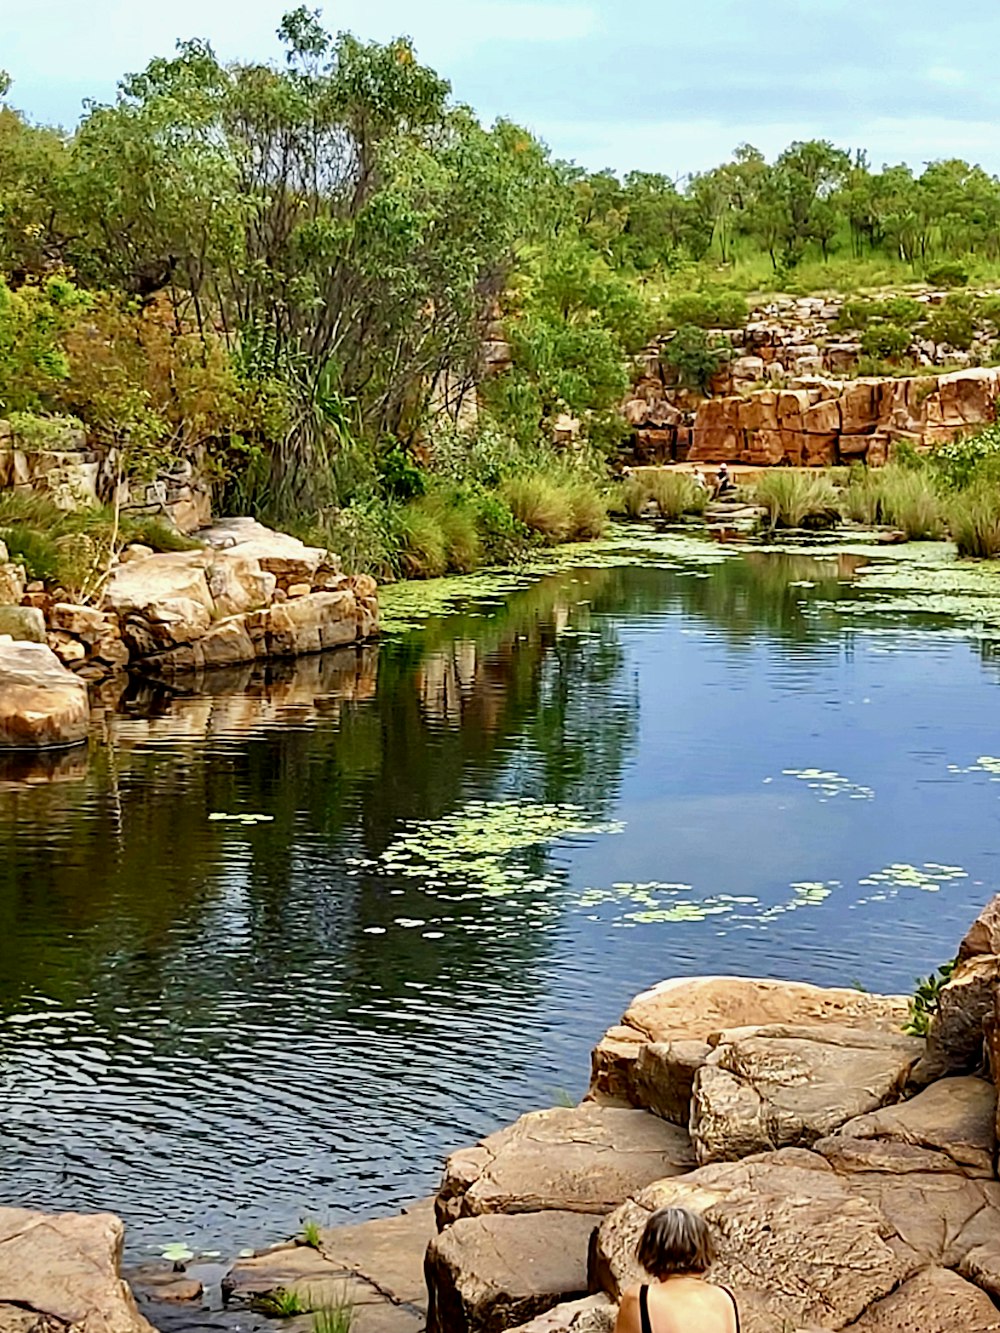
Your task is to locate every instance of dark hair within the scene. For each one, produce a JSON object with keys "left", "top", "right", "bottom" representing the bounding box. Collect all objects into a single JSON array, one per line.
[{"left": 637, "top": 1207, "right": 714, "bottom": 1279}]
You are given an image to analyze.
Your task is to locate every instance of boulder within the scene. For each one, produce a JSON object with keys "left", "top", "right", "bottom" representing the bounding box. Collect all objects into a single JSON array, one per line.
[
  {"left": 0, "top": 640, "right": 89, "bottom": 749},
  {"left": 425, "top": 1211, "right": 595, "bottom": 1333},
  {"left": 835, "top": 1076, "right": 996, "bottom": 1178},
  {"left": 689, "top": 1023, "right": 922, "bottom": 1163},
  {"left": 961, "top": 1239, "right": 1000, "bottom": 1301},
  {"left": 223, "top": 1243, "right": 397, "bottom": 1312},
  {"left": 507, "top": 1295, "right": 615, "bottom": 1332},
  {"left": 959, "top": 894, "right": 1000, "bottom": 962},
  {"left": 592, "top": 1150, "right": 915, "bottom": 1331},
  {"left": 0, "top": 607, "right": 46, "bottom": 643},
  {"left": 917, "top": 954, "right": 1000, "bottom": 1080},
  {"left": 436, "top": 1105, "right": 695, "bottom": 1227},
  {"left": 198, "top": 517, "right": 330, "bottom": 585},
  {"left": 589, "top": 979, "right": 908, "bottom": 1117},
  {"left": 845, "top": 1265, "right": 1000, "bottom": 1331},
  {"left": 839, "top": 382, "right": 880, "bottom": 434},
  {"left": 631, "top": 1040, "right": 712, "bottom": 1125},
  {"left": 0, "top": 1206, "right": 154, "bottom": 1333}
]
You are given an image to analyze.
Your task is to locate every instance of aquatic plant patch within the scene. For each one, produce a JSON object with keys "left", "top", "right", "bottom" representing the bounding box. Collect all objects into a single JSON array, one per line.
[
  {"left": 781, "top": 769, "right": 874, "bottom": 801},
  {"left": 947, "top": 755, "right": 1000, "bottom": 780},
  {"left": 208, "top": 812, "right": 275, "bottom": 825},
  {"left": 857, "top": 862, "right": 969, "bottom": 901}
]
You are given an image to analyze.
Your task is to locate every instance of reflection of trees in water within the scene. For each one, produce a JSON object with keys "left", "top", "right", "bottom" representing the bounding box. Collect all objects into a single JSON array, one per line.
[{"left": 0, "top": 569, "right": 641, "bottom": 1031}]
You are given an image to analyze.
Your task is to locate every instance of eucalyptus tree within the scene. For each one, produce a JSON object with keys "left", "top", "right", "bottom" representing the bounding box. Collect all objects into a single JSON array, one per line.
[{"left": 69, "top": 9, "right": 551, "bottom": 510}]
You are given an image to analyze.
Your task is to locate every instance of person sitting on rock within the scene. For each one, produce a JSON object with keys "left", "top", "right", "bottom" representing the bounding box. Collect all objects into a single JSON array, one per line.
[
  {"left": 712, "top": 463, "right": 734, "bottom": 499},
  {"left": 614, "top": 1206, "right": 740, "bottom": 1333}
]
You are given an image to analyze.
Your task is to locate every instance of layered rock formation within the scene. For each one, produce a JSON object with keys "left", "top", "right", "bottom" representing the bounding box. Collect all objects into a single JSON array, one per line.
[
  {"left": 0, "top": 639, "right": 90, "bottom": 749},
  {"left": 0, "top": 1206, "right": 154, "bottom": 1333},
  {"left": 414, "top": 901, "right": 1000, "bottom": 1333}
]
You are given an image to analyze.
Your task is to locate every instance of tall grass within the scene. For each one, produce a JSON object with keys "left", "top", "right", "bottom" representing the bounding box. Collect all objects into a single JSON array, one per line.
[
  {"left": 398, "top": 504, "right": 448, "bottom": 579},
  {"left": 876, "top": 468, "right": 945, "bottom": 539},
  {"left": 648, "top": 471, "right": 708, "bottom": 519},
  {"left": 501, "top": 474, "right": 573, "bottom": 543},
  {"left": 754, "top": 472, "right": 839, "bottom": 529},
  {"left": 949, "top": 486, "right": 1000, "bottom": 557}
]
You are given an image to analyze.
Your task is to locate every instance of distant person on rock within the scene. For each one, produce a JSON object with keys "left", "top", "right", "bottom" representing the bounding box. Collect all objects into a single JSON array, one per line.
[
  {"left": 713, "top": 463, "right": 734, "bottom": 499},
  {"left": 614, "top": 1206, "right": 740, "bottom": 1333},
  {"left": 692, "top": 468, "right": 708, "bottom": 492}
]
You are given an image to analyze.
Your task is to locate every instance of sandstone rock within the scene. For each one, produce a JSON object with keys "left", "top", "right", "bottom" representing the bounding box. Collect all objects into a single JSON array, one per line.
[
  {"left": 104, "top": 553, "right": 214, "bottom": 647},
  {"left": 0, "top": 563, "right": 25, "bottom": 607},
  {"left": 199, "top": 517, "right": 329, "bottom": 584},
  {"left": 507, "top": 1295, "right": 615, "bottom": 1332},
  {"left": 839, "top": 382, "right": 879, "bottom": 434},
  {"left": 845, "top": 1265, "right": 1000, "bottom": 1331},
  {"left": 589, "top": 1026, "right": 646, "bottom": 1103},
  {"left": 592, "top": 1150, "right": 914, "bottom": 1331},
  {"left": 959, "top": 893, "right": 1000, "bottom": 961},
  {"left": 49, "top": 634, "right": 87, "bottom": 666},
  {"left": 917, "top": 954, "right": 1000, "bottom": 1080},
  {"left": 123, "top": 1262, "right": 202, "bottom": 1303},
  {"left": 631, "top": 1040, "right": 712, "bottom": 1125},
  {"left": 815, "top": 1135, "right": 1000, "bottom": 1269},
  {"left": 205, "top": 552, "right": 275, "bottom": 618},
  {"left": 835, "top": 1075, "right": 996, "bottom": 1177},
  {"left": 425, "top": 1211, "right": 594, "bottom": 1333},
  {"left": 0, "top": 607, "right": 46, "bottom": 643},
  {"left": 223, "top": 1244, "right": 394, "bottom": 1311},
  {"left": 622, "top": 977, "right": 909, "bottom": 1045},
  {"left": 315, "top": 1200, "right": 434, "bottom": 1308},
  {"left": 0, "top": 640, "right": 89, "bottom": 749},
  {"left": 690, "top": 1023, "right": 922, "bottom": 1163},
  {"left": 961, "top": 1238, "right": 1000, "bottom": 1301},
  {"left": 0, "top": 1206, "right": 154, "bottom": 1333},
  {"left": 436, "top": 1105, "right": 695, "bottom": 1227},
  {"left": 50, "top": 604, "right": 119, "bottom": 644}
]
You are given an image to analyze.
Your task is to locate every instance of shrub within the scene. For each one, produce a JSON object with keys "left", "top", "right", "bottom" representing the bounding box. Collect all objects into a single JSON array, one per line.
[
  {"left": 661, "top": 325, "right": 733, "bottom": 393},
  {"left": 841, "top": 466, "right": 884, "bottom": 525},
  {"left": 754, "top": 472, "right": 839, "bottom": 529},
  {"left": 977, "top": 295, "right": 1000, "bottom": 328},
  {"left": 398, "top": 503, "right": 448, "bottom": 578},
  {"left": 949, "top": 484, "right": 1000, "bottom": 557},
  {"left": 471, "top": 490, "right": 528, "bottom": 563},
  {"left": 431, "top": 495, "right": 483, "bottom": 572},
  {"left": 860, "top": 323, "right": 912, "bottom": 360},
  {"left": 666, "top": 291, "right": 747, "bottom": 330},
  {"left": 931, "top": 425, "right": 1000, "bottom": 490},
  {"left": 648, "top": 470, "right": 708, "bottom": 519},
  {"left": 926, "top": 294, "right": 977, "bottom": 350},
  {"left": 877, "top": 467, "right": 945, "bottom": 539},
  {"left": 618, "top": 474, "right": 651, "bottom": 518},
  {"left": 925, "top": 261, "right": 969, "bottom": 288},
  {"left": 880, "top": 295, "right": 924, "bottom": 326},
  {"left": 562, "top": 475, "right": 609, "bottom": 538},
  {"left": 501, "top": 474, "right": 573, "bottom": 543}
]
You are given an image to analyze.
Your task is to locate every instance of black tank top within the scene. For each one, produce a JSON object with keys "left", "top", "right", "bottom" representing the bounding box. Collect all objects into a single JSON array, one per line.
[{"left": 639, "top": 1282, "right": 741, "bottom": 1333}]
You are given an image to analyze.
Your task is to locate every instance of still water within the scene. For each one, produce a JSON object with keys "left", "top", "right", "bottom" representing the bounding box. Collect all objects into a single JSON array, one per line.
[{"left": 0, "top": 535, "right": 997, "bottom": 1258}]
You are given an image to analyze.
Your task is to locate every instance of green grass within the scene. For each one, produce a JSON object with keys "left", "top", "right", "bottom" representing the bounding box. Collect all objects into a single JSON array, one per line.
[
  {"left": 313, "top": 1300, "right": 354, "bottom": 1333},
  {"left": 302, "top": 1219, "right": 322, "bottom": 1250},
  {"left": 648, "top": 471, "right": 708, "bottom": 519},
  {"left": 875, "top": 468, "right": 945, "bottom": 540},
  {"left": 949, "top": 485, "right": 1000, "bottom": 557},
  {"left": 398, "top": 503, "right": 448, "bottom": 579},
  {"left": 253, "top": 1288, "right": 309, "bottom": 1316},
  {"left": 501, "top": 473, "right": 574, "bottom": 543},
  {"left": 753, "top": 471, "right": 840, "bottom": 529}
]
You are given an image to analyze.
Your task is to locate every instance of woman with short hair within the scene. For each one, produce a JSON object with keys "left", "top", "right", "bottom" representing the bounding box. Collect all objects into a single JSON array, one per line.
[{"left": 613, "top": 1206, "right": 740, "bottom": 1333}]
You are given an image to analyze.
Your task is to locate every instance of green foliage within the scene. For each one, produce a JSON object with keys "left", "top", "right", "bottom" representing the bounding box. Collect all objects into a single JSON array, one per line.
[
  {"left": 398, "top": 503, "right": 448, "bottom": 579},
  {"left": 661, "top": 325, "right": 733, "bottom": 392},
  {"left": 931, "top": 425, "right": 1000, "bottom": 489},
  {"left": 665, "top": 291, "right": 747, "bottom": 329},
  {"left": 647, "top": 471, "right": 709, "bottom": 519},
  {"left": 876, "top": 467, "right": 946, "bottom": 539},
  {"left": 301, "top": 1220, "right": 322, "bottom": 1250},
  {"left": 501, "top": 473, "right": 574, "bottom": 544},
  {"left": 859, "top": 323, "right": 912, "bottom": 360},
  {"left": 903, "top": 962, "right": 956, "bottom": 1036},
  {"left": 313, "top": 1303, "right": 354, "bottom": 1333},
  {"left": 949, "top": 484, "right": 1000, "bottom": 557},
  {"left": 926, "top": 261, "right": 969, "bottom": 287},
  {"left": 7, "top": 411, "right": 85, "bottom": 450},
  {"left": 0, "top": 276, "right": 90, "bottom": 413},
  {"left": 926, "top": 294, "right": 977, "bottom": 350},
  {"left": 754, "top": 471, "right": 840, "bottom": 529},
  {"left": 253, "top": 1288, "right": 308, "bottom": 1316}
]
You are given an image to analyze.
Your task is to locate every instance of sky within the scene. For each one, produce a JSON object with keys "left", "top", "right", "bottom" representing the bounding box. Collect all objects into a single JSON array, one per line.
[{"left": 5, "top": 0, "right": 1000, "bottom": 179}]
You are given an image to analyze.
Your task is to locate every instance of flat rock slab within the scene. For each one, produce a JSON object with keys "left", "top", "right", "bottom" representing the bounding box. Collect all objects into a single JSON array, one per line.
[
  {"left": 845, "top": 1266, "right": 1000, "bottom": 1331},
  {"left": 315, "top": 1200, "right": 435, "bottom": 1308},
  {"left": 592, "top": 1150, "right": 915, "bottom": 1332},
  {"left": 690, "top": 1023, "right": 923, "bottom": 1162},
  {"left": 223, "top": 1246, "right": 385, "bottom": 1310},
  {"left": 437, "top": 1105, "right": 695, "bottom": 1225},
  {"left": 0, "top": 1206, "right": 154, "bottom": 1333},
  {"left": 425, "top": 1210, "right": 595, "bottom": 1333},
  {"left": 0, "top": 640, "right": 89, "bottom": 749},
  {"left": 836, "top": 1075, "right": 997, "bottom": 1177}
]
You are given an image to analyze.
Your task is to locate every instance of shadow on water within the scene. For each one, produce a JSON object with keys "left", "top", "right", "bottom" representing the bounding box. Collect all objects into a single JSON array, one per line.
[{"left": 0, "top": 545, "right": 997, "bottom": 1255}]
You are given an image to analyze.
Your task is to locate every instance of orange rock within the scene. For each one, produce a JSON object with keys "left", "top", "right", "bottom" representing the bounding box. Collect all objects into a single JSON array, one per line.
[
  {"left": 802, "top": 399, "right": 842, "bottom": 434},
  {"left": 745, "top": 430, "right": 786, "bottom": 465},
  {"left": 741, "top": 391, "right": 779, "bottom": 432},
  {"left": 776, "top": 389, "right": 811, "bottom": 429},
  {"left": 802, "top": 433, "right": 838, "bottom": 466},
  {"left": 839, "top": 382, "right": 879, "bottom": 434}
]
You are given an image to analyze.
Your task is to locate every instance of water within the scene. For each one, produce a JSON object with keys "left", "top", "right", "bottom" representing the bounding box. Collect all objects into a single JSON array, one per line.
[{"left": 0, "top": 536, "right": 998, "bottom": 1260}]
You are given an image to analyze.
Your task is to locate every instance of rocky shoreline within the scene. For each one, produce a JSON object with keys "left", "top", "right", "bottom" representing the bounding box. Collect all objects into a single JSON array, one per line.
[{"left": 5, "top": 894, "right": 998, "bottom": 1333}]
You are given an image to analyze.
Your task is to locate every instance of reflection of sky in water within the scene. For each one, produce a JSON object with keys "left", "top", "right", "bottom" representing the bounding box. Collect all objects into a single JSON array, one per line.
[{"left": 0, "top": 542, "right": 999, "bottom": 1258}]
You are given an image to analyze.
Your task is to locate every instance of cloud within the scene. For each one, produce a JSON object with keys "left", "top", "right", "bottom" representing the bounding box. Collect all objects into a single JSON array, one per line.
[{"left": 925, "top": 65, "right": 969, "bottom": 87}]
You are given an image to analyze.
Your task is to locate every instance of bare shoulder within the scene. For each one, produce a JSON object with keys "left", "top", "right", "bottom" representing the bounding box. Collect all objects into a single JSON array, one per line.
[{"left": 614, "top": 1285, "right": 642, "bottom": 1333}]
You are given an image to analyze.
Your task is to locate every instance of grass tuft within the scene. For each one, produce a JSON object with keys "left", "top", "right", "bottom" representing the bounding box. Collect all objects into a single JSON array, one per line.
[{"left": 753, "top": 471, "right": 839, "bottom": 529}]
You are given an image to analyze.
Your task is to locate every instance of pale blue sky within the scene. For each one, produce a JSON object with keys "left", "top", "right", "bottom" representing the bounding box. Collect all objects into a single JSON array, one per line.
[{"left": 5, "top": 0, "right": 1000, "bottom": 178}]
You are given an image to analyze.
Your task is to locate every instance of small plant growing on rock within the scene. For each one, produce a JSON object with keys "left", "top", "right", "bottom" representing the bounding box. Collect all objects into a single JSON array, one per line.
[
  {"left": 661, "top": 325, "right": 733, "bottom": 393},
  {"left": 302, "top": 1219, "right": 322, "bottom": 1249},
  {"left": 903, "top": 961, "right": 956, "bottom": 1036},
  {"left": 254, "top": 1287, "right": 309, "bottom": 1316},
  {"left": 313, "top": 1299, "right": 354, "bottom": 1333}
]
